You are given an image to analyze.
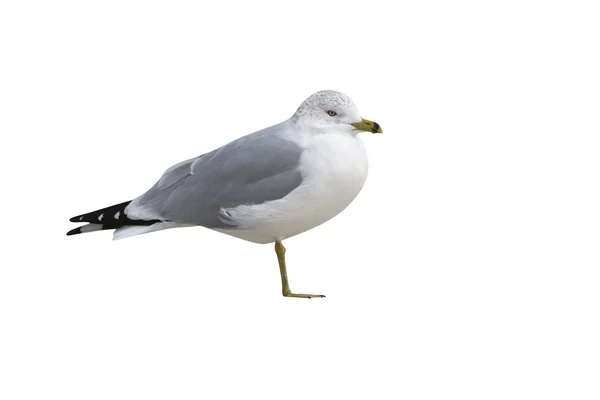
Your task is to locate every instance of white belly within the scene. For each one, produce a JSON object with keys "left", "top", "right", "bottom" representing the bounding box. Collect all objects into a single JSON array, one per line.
[{"left": 215, "top": 133, "right": 369, "bottom": 244}]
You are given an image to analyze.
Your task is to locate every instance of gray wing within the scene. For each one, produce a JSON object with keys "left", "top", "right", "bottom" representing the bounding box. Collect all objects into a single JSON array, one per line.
[{"left": 131, "top": 125, "right": 303, "bottom": 228}]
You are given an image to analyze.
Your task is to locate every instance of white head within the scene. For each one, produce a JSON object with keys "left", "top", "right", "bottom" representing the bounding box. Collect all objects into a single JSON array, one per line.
[{"left": 292, "top": 90, "right": 382, "bottom": 135}]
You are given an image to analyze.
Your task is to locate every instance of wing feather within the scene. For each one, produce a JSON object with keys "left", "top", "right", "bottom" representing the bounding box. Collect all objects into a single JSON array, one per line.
[{"left": 126, "top": 123, "right": 304, "bottom": 228}]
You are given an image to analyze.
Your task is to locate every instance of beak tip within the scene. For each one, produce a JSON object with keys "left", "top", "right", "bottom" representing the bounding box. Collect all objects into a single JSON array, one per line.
[
  {"left": 351, "top": 119, "right": 382, "bottom": 133},
  {"left": 372, "top": 122, "right": 382, "bottom": 134}
]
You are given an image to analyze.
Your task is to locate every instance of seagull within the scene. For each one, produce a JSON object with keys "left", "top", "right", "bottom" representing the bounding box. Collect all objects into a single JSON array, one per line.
[{"left": 67, "top": 90, "right": 382, "bottom": 298}]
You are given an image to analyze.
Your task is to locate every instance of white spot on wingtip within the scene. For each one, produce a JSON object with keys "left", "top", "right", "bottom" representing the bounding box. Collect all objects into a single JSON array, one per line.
[
  {"left": 98, "top": 213, "right": 104, "bottom": 222},
  {"left": 79, "top": 216, "right": 83, "bottom": 221},
  {"left": 114, "top": 211, "right": 120, "bottom": 219}
]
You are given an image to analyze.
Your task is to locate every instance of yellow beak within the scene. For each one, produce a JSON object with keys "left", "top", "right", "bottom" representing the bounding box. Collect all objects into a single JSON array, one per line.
[{"left": 351, "top": 118, "right": 383, "bottom": 134}]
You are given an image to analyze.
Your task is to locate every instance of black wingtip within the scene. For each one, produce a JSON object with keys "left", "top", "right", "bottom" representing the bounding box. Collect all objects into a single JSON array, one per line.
[
  {"left": 68, "top": 201, "right": 133, "bottom": 224},
  {"left": 66, "top": 227, "right": 82, "bottom": 236},
  {"left": 67, "top": 200, "right": 162, "bottom": 237}
]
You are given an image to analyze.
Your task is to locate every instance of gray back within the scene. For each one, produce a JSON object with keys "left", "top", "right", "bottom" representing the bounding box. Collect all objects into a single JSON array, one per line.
[{"left": 134, "top": 125, "right": 304, "bottom": 228}]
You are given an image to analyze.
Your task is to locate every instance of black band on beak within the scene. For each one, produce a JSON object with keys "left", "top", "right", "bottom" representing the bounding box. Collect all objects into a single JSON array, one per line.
[{"left": 371, "top": 122, "right": 380, "bottom": 133}]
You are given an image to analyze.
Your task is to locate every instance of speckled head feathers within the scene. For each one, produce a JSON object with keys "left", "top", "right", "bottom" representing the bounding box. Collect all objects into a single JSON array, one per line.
[{"left": 292, "top": 90, "right": 362, "bottom": 127}]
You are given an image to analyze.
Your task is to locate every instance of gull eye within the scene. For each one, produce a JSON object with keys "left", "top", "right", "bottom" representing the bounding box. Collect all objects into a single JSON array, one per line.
[{"left": 327, "top": 110, "right": 337, "bottom": 116}]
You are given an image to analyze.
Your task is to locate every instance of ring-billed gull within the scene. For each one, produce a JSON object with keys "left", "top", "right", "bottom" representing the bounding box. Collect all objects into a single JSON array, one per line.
[{"left": 67, "top": 90, "right": 382, "bottom": 298}]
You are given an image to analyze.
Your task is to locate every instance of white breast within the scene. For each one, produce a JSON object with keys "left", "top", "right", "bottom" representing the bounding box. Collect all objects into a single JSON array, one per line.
[{"left": 215, "top": 132, "right": 369, "bottom": 244}]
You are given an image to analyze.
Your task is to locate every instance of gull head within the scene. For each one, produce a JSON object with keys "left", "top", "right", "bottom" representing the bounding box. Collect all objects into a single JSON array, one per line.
[{"left": 292, "top": 90, "right": 382, "bottom": 134}]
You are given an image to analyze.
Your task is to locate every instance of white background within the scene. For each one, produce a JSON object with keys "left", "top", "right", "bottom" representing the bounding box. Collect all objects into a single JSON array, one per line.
[{"left": 1, "top": 0, "right": 599, "bottom": 399}]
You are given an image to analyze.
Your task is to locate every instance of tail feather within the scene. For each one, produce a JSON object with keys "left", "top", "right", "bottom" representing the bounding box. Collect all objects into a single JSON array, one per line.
[
  {"left": 67, "top": 200, "right": 163, "bottom": 236},
  {"left": 113, "top": 222, "right": 183, "bottom": 240}
]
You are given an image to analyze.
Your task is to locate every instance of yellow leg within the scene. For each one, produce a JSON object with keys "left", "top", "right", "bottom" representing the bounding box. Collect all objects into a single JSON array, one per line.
[{"left": 275, "top": 241, "right": 325, "bottom": 299}]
